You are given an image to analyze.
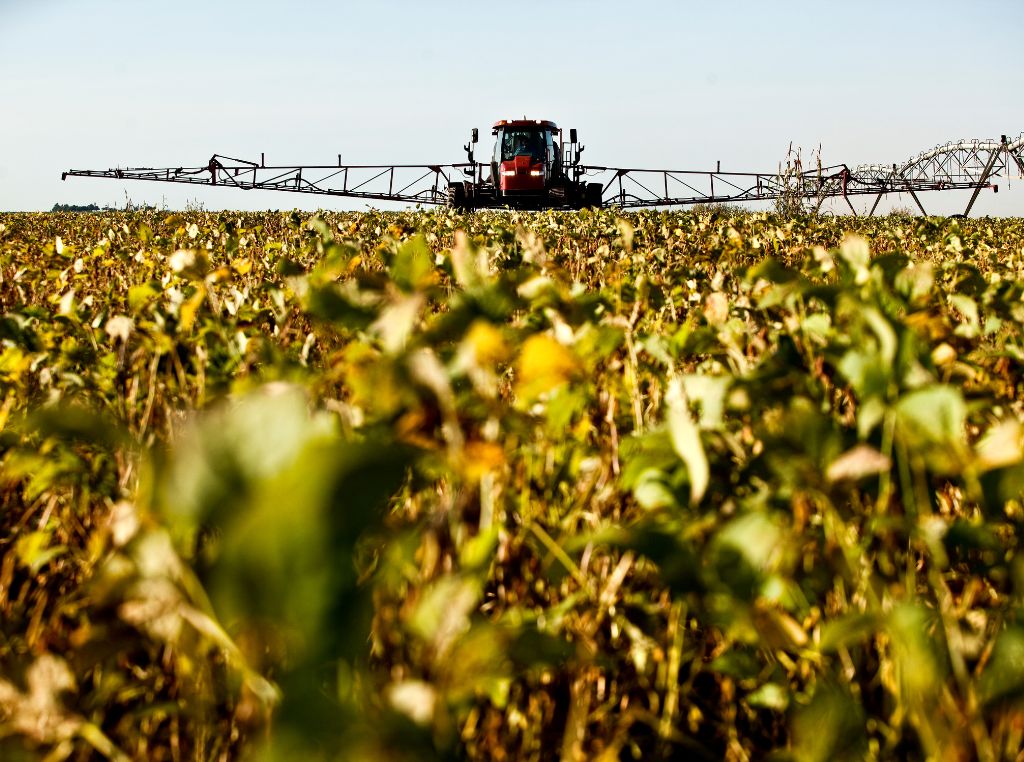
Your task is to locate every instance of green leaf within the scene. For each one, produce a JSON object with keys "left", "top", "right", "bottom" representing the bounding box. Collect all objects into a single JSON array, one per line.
[
  {"left": 710, "top": 648, "right": 761, "bottom": 680},
  {"left": 949, "top": 293, "right": 979, "bottom": 338},
  {"left": 710, "top": 513, "right": 783, "bottom": 600},
  {"left": 28, "top": 404, "right": 128, "bottom": 450},
  {"left": 838, "top": 348, "right": 891, "bottom": 400},
  {"left": 895, "top": 385, "right": 967, "bottom": 467},
  {"left": 459, "top": 526, "right": 499, "bottom": 572},
  {"left": 304, "top": 284, "right": 377, "bottom": 329},
  {"left": 582, "top": 519, "right": 703, "bottom": 594},
  {"left": 980, "top": 626, "right": 1024, "bottom": 706},
  {"left": 838, "top": 235, "right": 871, "bottom": 283},
  {"left": 681, "top": 374, "right": 730, "bottom": 430},
  {"left": 861, "top": 307, "right": 897, "bottom": 366},
  {"left": 887, "top": 604, "right": 944, "bottom": 698},
  {"left": 665, "top": 377, "right": 709, "bottom": 504},
  {"left": 503, "top": 625, "right": 574, "bottom": 670},
  {"left": 746, "top": 683, "right": 789, "bottom": 711},
  {"left": 632, "top": 469, "right": 680, "bottom": 510},
  {"left": 391, "top": 234, "right": 435, "bottom": 292},
  {"left": 818, "top": 612, "right": 880, "bottom": 653},
  {"left": 409, "top": 575, "right": 482, "bottom": 655},
  {"left": 789, "top": 681, "right": 867, "bottom": 762},
  {"left": 15, "top": 531, "right": 67, "bottom": 574},
  {"left": 128, "top": 282, "right": 159, "bottom": 313}
]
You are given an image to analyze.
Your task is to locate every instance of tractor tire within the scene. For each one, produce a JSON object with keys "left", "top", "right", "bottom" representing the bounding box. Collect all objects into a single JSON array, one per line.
[
  {"left": 583, "top": 182, "right": 603, "bottom": 209},
  {"left": 447, "top": 182, "right": 466, "bottom": 210}
]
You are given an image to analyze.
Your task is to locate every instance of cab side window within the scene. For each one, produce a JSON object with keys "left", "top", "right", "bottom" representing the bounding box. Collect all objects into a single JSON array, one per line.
[{"left": 546, "top": 131, "right": 558, "bottom": 172}]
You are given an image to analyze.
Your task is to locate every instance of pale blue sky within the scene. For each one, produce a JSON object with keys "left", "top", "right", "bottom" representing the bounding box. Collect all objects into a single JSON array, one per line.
[{"left": 2, "top": 0, "right": 1022, "bottom": 215}]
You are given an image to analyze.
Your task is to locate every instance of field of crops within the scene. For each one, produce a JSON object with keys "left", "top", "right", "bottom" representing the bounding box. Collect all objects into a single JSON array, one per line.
[{"left": 2, "top": 207, "right": 1024, "bottom": 760}]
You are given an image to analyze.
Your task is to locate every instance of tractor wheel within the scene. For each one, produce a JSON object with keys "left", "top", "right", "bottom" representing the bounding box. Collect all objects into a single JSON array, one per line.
[
  {"left": 583, "top": 182, "right": 603, "bottom": 209},
  {"left": 447, "top": 182, "right": 467, "bottom": 210}
]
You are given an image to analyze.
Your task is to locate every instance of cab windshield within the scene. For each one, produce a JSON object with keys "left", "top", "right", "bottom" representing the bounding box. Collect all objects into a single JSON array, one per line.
[{"left": 500, "top": 129, "right": 545, "bottom": 162}]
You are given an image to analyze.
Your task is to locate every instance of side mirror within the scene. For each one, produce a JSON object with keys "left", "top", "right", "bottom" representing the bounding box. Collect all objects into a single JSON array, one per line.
[
  {"left": 471, "top": 128, "right": 479, "bottom": 144},
  {"left": 570, "top": 128, "right": 578, "bottom": 144}
]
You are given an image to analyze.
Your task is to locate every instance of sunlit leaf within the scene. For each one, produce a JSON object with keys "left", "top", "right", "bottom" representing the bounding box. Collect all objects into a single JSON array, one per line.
[{"left": 665, "top": 377, "right": 708, "bottom": 504}]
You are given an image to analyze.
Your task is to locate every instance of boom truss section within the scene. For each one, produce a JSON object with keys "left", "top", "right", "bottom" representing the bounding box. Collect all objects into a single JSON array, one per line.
[
  {"left": 63, "top": 155, "right": 483, "bottom": 206},
  {"left": 580, "top": 134, "right": 1022, "bottom": 214},
  {"left": 573, "top": 163, "right": 982, "bottom": 212}
]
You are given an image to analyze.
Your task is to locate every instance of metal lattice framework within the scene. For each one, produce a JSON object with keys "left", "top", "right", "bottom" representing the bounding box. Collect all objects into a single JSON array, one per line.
[
  {"left": 573, "top": 162, "right": 984, "bottom": 214},
  {"left": 64, "top": 155, "right": 471, "bottom": 206},
  {"left": 855, "top": 134, "right": 1024, "bottom": 183},
  {"left": 850, "top": 133, "right": 1024, "bottom": 215},
  {"left": 63, "top": 133, "right": 1023, "bottom": 215},
  {"left": 578, "top": 133, "right": 1023, "bottom": 215}
]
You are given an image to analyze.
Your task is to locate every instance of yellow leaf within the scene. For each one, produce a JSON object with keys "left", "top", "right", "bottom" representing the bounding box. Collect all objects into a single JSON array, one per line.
[
  {"left": 0, "top": 346, "right": 30, "bottom": 381},
  {"left": 463, "top": 321, "right": 509, "bottom": 367},
  {"left": 232, "top": 257, "right": 252, "bottom": 275},
  {"left": 461, "top": 440, "right": 505, "bottom": 479},
  {"left": 515, "top": 335, "right": 579, "bottom": 399},
  {"left": 752, "top": 601, "right": 808, "bottom": 651},
  {"left": 209, "top": 266, "right": 231, "bottom": 283},
  {"left": 179, "top": 285, "right": 206, "bottom": 332},
  {"left": 342, "top": 342, "right": 408, "bottom": 416}
]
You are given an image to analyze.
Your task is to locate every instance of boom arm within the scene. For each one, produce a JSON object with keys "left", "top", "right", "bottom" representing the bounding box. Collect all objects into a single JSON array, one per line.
[
  {"left": 62, "top": 154, "right": 478, "bottom": 206},
  {"left": 573, "top": 164, "right": 987, "bottom": 213},
  {"left": 579, "top": 133, "right": 1023, "bottom": 215}
]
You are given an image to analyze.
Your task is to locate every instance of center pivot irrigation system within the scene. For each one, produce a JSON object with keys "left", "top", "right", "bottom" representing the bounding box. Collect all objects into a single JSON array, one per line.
[{"left": 63, "top": 119, "right": 1024, "bottom": 215}]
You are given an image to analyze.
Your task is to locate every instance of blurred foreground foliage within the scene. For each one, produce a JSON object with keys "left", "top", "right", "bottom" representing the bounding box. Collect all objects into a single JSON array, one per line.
[{"left": 3, "top": 208, "right": 1024, "bottom": 760}]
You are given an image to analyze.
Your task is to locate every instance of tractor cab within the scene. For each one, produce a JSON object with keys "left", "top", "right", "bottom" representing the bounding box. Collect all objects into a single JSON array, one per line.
[
  {"left": 449, "top": 118, "right": 598, "bottom": 210},
  {"left": 490, "top": 119, "right": 561, "bottom": 199}
]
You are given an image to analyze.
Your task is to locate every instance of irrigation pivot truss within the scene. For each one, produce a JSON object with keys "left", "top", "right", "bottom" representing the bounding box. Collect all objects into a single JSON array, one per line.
[
  {"left": 851, "top": 134, "right": 1024, "bottom": 216},
  {"left": 577, "top": 134, "right": 1024, "bottom": 215},
  {"left": 63, "top": 133, "right": 1023, "bottom": 215}
]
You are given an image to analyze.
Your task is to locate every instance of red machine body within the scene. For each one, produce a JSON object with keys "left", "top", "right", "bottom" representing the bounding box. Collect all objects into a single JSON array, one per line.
[
  {"left": 491, "top": 119, "right": 558, "bottom": 198},
  {"left": 498, "top": 154, "right": 545, "bottom": 194},
  {"left": 444, "top": 117, "right": 601, "bottom": 209}
]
